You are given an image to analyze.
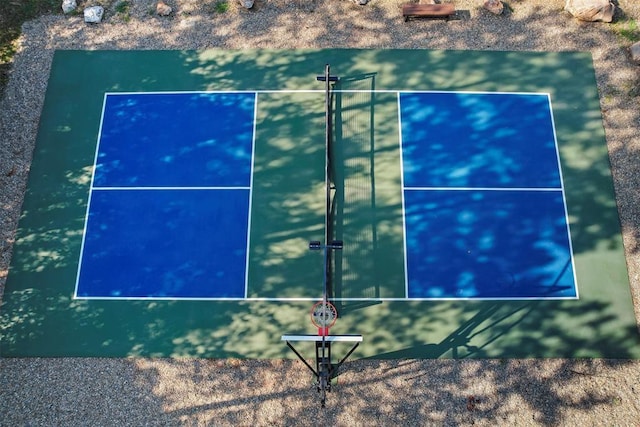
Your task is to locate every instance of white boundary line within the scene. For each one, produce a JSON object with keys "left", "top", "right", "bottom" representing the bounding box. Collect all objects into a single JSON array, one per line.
[
  {"left": 104, "top": 90, "right": 326, "bottom": 96},
  {"left": 73, "top": 92, "right": 109, "bottom": 299},
  {"left": 547, "top": 94, "right": 580, "bottom": 299},
  {"left": 104, "top": 89, "right": 550, "bottom": 96},
  {"left": 404, "top": 187, "right": 563, "bottom": 192},
  {"left": 397, "top": 92, "right": 410, "bottom": 300},
  {"left": 244, "top": 93, "right": 259, "bottom": 299},
  {"left": 74, "top": 295, "right": 580, "bottom": 301},
  {"left": 397, "top": 90, "right": 549, "bottom": 96},
  {"left": 91, "top": 186, "right": 251, "bottom": 191}
]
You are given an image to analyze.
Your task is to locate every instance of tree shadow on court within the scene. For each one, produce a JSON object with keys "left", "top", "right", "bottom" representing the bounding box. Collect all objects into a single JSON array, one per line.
[
  {"left": 174, "top": 45, "right": 632, "bottom": 258},
  {"left": 2, "top": 44, "right": 637, "bottom": 356},
  {"left": 356, "top": 300, "right": 639, "bottom": 359}
]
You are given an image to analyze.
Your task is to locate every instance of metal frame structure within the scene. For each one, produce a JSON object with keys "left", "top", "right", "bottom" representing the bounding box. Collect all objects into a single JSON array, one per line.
[
  {"left": 282, "top": 65, "right": 363, "bottom": 408},
  {"left": 281, "top": 334, "right": 363, "bottom": 407}
]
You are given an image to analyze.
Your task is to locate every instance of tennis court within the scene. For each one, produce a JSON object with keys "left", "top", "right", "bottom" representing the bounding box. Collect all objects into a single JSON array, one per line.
[{"left": 1, "top": 49, "right": 638, "bottom": 358}]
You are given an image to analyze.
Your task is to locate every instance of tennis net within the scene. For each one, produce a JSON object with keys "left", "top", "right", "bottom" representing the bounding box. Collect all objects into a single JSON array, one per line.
[{"left": 317, "top": 64, "right": 339, "bottom": 302}]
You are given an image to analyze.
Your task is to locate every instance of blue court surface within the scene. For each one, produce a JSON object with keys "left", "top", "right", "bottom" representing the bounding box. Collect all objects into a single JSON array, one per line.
[
  {"left": 400, "top": 92, "right": 575, "bottom": 299},
  {"left": 75, "top": 89, "right": 575, "bottom": 301},
  {"left": 94, "top": 92, "right": 256, "bottom": 187},
  {"left": 76, "top": 92, "right": 256, "bottom": 299}
]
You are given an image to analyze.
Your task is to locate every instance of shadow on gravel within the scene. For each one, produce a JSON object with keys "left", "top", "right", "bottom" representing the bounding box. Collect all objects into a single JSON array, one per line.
[{"left": 124, "top": 356, "right": 638, "bottom": 425}]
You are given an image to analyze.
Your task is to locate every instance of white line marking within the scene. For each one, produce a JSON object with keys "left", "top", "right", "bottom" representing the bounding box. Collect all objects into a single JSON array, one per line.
[
  {"left": 73, "top": 92, "right": 109, "bottom": 299},
  {"left": 397, "top": 92, "right": 410, "bottom": 299},
  {"left": 404, "top": 186, "right": 563, "bottom": 192},
  {"left": 72, "top": 295, "right": 579, "bottom": 301},
  {"left": 103, "top": 89, "right": 551, "bottom": 96},
  {"left": 92, "top": 186, "right": 250, "bottom": 191},
  {"left": 104, "top": 90, "right": 327, "bottom": 96},
  {"left": 244, "top": 93, "right": 259, "bottom": 299},
  {"left": 547, "top": 94, "right": 580, "bottom": 298}
]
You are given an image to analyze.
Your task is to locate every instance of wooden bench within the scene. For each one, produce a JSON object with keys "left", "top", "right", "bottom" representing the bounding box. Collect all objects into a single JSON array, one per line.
[{"left": 402, "top": 3, "right": 456, "bottom": 22}]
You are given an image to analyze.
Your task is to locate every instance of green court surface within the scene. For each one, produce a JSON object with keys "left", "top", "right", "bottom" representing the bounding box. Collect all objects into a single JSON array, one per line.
[{"left": 1, "top": 49, "right": 638, "bottom": 358}]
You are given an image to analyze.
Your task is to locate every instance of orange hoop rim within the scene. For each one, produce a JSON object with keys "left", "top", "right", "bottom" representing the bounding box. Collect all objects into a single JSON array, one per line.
[{"left": 310, "top": 301, "right": 338, "bottom": 329}]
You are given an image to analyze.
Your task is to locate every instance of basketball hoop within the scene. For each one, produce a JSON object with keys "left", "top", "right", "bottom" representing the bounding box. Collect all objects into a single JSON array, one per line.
[
  {"left": 283, "top": 296, "right": 361, "bottom": 408},
  {"left": 310, "top": 301, "right": 337, "bottom": 336}
]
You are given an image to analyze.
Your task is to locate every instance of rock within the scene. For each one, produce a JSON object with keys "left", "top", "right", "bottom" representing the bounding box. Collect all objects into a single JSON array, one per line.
[
  {"left": 84, "top": 6, "right": 104, "bottom": 23},
  {"left": 631, "top": 41, "right": 640, "bottom": 64},
  {"left": 564, "top": 0, "right": 615, "bottom": 23},
  {"left": 483, "top": 0, "right": 504, "bottom": 15},
  {"left": 156, "top": 1, "right": 172, "bottom": 16},
  {"left": 61, "top": 0, "right": 77, "bottom": 14},
  {"left": 238, "top": 0, "right": 254, "bottom": 9}
]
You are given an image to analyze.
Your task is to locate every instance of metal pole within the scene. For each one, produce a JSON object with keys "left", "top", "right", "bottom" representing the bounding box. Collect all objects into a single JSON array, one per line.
[{"left": 321, "top": 64, "right": 331, "bottom": 407}]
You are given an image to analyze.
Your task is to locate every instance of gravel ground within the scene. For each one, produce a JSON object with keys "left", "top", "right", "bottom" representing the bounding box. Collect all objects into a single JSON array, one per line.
[{"left": 1, "top": 0, "right": 640, "bottom": 425}]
